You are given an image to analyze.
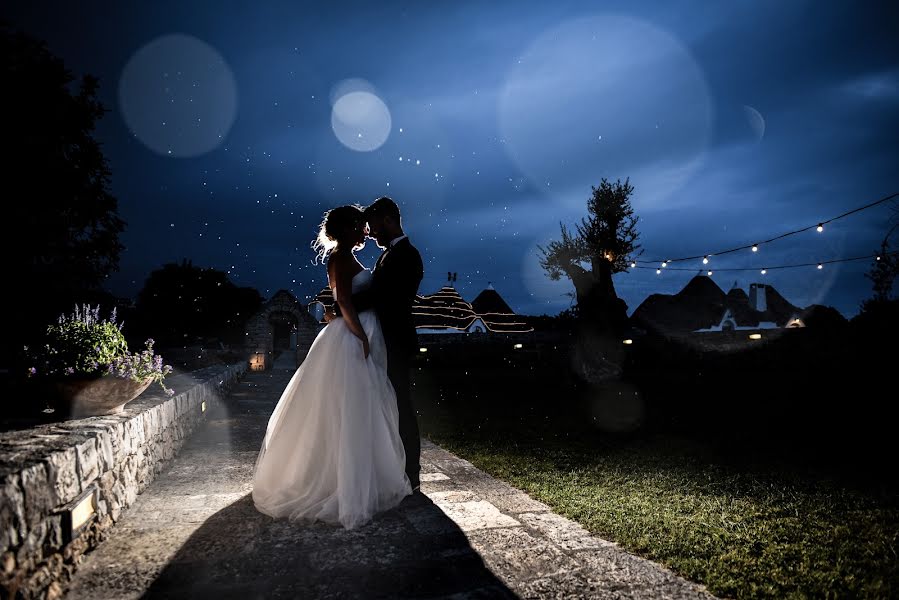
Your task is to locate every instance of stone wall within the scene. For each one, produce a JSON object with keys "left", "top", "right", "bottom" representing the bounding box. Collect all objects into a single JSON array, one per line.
[{"left": 0, "top": 363, "right": 246, "bottom": 600}]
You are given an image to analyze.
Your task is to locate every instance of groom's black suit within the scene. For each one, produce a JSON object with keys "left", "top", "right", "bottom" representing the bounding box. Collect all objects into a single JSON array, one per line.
[{"left": 352, "top": 237, "right": 423, "bottom": 486}]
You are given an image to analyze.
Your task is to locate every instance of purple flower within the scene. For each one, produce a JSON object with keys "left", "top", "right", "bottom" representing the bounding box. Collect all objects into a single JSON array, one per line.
[
  {"left": 28, "top": 367, "right": 37, "bottom": 376},
  {"left": 65, "top": 367, "right": 75, "bottom": 375}
]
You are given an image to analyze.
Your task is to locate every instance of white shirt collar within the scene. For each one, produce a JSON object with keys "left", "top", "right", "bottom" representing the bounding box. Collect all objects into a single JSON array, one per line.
[{"left": 389, "top": 235, "right": 407, "bottom": 248}]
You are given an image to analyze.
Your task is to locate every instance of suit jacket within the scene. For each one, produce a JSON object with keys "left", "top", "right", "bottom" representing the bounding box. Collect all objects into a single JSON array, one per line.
[{"left": 352, "top": 237, "right": 423, "bottom": 357}]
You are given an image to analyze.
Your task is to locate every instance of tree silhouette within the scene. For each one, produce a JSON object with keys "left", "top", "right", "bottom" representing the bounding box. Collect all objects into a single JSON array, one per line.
[
  {"left": 2, "top": 23, "right": 125, "bottom": 360},
  {"left": 539, "top": 178, "right": 641, "bottom": 334},
  {"left": 134, "top": 261, "right": 263, "bottom": 347},
  {"left": 859, "top": 202, "right": 898, "bottom": 324}
]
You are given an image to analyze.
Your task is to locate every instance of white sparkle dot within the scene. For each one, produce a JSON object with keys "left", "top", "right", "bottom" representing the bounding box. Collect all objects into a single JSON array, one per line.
[{"left": 415, "top": 159, "right": 420, "bottom": 165}]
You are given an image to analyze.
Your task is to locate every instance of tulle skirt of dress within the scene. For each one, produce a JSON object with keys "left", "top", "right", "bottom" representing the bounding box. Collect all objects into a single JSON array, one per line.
[{"left": 251, "top": 310, "right": 411, "bottom": 529}]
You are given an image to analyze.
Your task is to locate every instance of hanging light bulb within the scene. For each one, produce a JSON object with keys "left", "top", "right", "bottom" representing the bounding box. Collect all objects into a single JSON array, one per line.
[
  {"left": 817, "top": 223, "right": 824, "bottom": 233},
  {"left": 661, "top": 261, "right": 667, "bottom": 268},
  {"left": 630, "top": 261, "right": 636, "bottom": 268},
  {"left": 817, "top": 263, "right": 823, "bottom": 270},
  {"left": 656, "top": 268, "right": 662, "bottom": 275},
  {"left": 707, "top": 270, "right": 713, "bottom": 276},
  {"left": 876, "top": 256, "right": 881, "bottom": 261},
  {"left": 761, "top": 269, "right": 767, "bottom": 275},
  {"left": 752, "top": 244, "right": 759, "bottom": 252},
  {"left": 702, "top": 256, "right": 709, "bottom": 265}
]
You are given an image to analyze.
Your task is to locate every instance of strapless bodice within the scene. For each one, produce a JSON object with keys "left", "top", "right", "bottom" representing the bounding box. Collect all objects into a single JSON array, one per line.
[{"left": 351, "top": 269, "right": 373, "bottom": 294}]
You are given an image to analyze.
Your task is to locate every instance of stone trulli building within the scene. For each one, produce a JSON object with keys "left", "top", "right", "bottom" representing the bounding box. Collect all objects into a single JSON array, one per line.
[
  {"left": 308, "top": 283, "right": 534, "bottom": 335},
  {"left": 630, "top": 275, "right": 844, "bottom": 335}
]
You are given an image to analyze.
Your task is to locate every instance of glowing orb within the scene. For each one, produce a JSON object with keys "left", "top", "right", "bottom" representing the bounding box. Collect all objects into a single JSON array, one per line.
[
  {"left": 499, "top": 16, "right": 712, "bottom": 209},
  {"left": 331, "top": 91, "right": 392, "bottom": 152},
  {"left": 119, "top": 34, "right": 237, "bottom": 157}
]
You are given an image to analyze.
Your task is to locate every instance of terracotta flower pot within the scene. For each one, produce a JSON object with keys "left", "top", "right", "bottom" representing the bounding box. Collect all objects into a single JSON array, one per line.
[{"left": 52, "top": 376, "right": 153, "bottom": 418}]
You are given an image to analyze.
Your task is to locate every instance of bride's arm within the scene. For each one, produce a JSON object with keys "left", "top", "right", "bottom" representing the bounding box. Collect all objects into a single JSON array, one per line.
[{"left": 328, "top": 254, "right": 370, "bottom": 359}]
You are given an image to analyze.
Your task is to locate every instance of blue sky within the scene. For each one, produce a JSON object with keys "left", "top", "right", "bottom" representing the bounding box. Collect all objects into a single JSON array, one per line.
[{"left": 7, "top": 1, "right": 898, "bottom": 317}]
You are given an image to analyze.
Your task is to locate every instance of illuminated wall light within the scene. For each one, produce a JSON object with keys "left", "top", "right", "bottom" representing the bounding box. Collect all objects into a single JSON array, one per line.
[
  {"left": 513, "top": 343, "right": 523, "bottom": 349},
  {"left": 749, "top": 333, "right": 762, "bottom": 340},
  {"left": 201, "top": 400, "right": 207, "bottom": 412},
  {"left": 622, "top": 339, "right": 633, "bottom": 345},
  {"left": 419, "top": 347, "right": 428, "bottom": 353},
  {"left": 60, "top": 486, "right": 97, "bottom": 544},
  {"left": 752, "top": 244, "right": 759, "bottom": 252},
  {"left": 817, "top": 223, "right": 824, "bottom": 232}
]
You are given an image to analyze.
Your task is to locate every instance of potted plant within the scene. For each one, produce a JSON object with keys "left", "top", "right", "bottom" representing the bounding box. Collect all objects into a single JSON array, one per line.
[{"left": 25, "top": 305, "right": 173, "bottom": 417}]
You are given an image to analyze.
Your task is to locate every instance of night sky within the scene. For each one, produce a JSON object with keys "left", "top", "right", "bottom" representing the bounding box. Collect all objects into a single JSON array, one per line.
[{"left": 7, "top": 1, "right": 898, "bottom": 318}]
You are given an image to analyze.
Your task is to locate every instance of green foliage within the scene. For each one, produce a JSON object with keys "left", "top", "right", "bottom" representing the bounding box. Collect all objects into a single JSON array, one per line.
[
  {"left": 28, "top": 305, "right": 127, "bottom": 377},
  {"left": 26, "top": 305, "right": 174, "bottom": 395}
]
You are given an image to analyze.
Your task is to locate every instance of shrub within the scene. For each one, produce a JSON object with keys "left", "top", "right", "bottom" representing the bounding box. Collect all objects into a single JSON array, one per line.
[{"left": 26, "top": 305, "right": 173, "bottom": 395}]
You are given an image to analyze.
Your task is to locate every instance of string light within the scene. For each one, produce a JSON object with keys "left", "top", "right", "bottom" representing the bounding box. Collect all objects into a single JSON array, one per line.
[
  {"left": 630, "top": 261, "right": 637, "bottom": 268},
  {"left": 707, "top": 270, "right": 713, "bottom": 276},
  {"left": 627, "top": 250, "right": 899, "bottom": 273},
  {"left": 661, "top": 261, "right": 668, "bottom": 268},
  {"left": 632, "top": 191, "right": 898, "bottom": 265},
  {"left": 817, "top": 263, "right": 823, "bottom": 269},
  {"left": 656, "top": 268, "right": 661, "bottom": 275},
  {"left": 702, "top": 256, "right": 709, "bottom": 264},
  {"left": 761, "top": 269, "right": 767, "bottom": 275}
]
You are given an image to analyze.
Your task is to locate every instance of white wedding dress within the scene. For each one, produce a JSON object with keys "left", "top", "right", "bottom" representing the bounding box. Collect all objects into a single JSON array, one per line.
[{"left": 252, "top": 269, "right": 411, "bottom": 529}]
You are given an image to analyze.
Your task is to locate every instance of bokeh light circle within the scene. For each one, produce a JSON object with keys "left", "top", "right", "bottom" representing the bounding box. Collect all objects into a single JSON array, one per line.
[
  {"left": 119, "top": 34, "right": 237, "bottom": 157},
  {"left": 499, "top": 16, "right": 712, "bottom": 209},
  {"left": 331, "top": 90, "right": 392, "bottom": 152}
]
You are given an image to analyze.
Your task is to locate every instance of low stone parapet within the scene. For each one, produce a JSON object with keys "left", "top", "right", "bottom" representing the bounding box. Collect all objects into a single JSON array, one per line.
[{"left": 0, "top": 363, "right": 246, "bottom": 599}]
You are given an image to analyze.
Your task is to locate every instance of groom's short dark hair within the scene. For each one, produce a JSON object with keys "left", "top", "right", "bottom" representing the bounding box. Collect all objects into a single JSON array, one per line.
[{"left": 365, "top": 197, "right": 400, "bottom": 221}]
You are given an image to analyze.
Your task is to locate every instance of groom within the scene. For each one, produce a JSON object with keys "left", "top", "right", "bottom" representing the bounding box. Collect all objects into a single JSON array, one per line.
[{"left": 352, "top": 197, "right": 424, "bottom": 490}]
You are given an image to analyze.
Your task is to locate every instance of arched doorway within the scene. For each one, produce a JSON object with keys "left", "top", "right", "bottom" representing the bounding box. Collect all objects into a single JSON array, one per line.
[
  {"left": 269, "top": 310, "right": 297, "bottom": 352},
  {"left": 244, "top": 290, "right": 324, "bottom": 370}
]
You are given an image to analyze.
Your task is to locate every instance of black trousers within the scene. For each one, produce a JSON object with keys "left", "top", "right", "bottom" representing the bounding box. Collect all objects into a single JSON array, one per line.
[{"left": 387, "top": 348, "right": 420, "bottom": 486}]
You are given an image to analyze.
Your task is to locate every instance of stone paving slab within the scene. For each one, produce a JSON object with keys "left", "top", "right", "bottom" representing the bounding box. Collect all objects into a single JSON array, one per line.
[{"left": 63, "top": 365, "right": 718, "bottom": 599}]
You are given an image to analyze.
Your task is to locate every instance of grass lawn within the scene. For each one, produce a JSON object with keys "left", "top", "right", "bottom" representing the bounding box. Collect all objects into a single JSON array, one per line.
[
  {"left": 429, "top": 433, "right": 897, "bottom": 599},
  {"left": 412, "top": 331, "right": 898, "bottom": 599}
]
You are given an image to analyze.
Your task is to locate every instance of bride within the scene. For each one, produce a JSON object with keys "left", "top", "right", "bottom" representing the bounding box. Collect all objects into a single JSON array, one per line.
[{"left": 252, "top": 205, "right": 412, "bottom": 529}]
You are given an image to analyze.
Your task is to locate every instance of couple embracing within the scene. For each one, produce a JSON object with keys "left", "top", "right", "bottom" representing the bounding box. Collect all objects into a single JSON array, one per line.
[{"left": 252, "top": 197, "right": 424, "bottom": 529}]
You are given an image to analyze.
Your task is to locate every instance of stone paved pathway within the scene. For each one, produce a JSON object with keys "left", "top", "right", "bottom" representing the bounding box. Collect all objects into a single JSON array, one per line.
[{"left": 64, "top": 361, "right": 717, "bottom": 599}]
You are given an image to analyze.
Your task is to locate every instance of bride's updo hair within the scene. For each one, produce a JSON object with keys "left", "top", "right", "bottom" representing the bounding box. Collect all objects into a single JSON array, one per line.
[{"left": 313, "top": 204, "right": 365, "bottom": 263}]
